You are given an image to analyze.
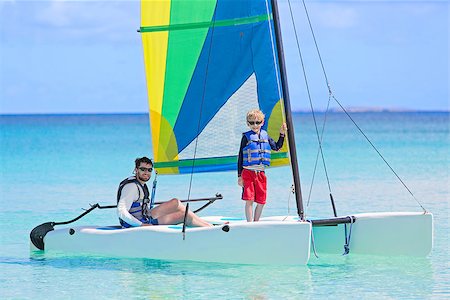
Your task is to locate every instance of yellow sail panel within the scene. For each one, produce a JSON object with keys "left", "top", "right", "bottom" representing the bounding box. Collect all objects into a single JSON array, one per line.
[
  {"left": 141, "top": 0, "right": 171, "bottom": 162},
  {"left": 267, "top": 99, "right": 289, "bottom": 159},
  {"left": 141, "top": 0, "right": 171, "bottom": 27}
]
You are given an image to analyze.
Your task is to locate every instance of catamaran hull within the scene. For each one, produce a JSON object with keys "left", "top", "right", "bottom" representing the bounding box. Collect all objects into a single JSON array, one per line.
[
  {"left": 311, "top": 212, "right": 433, "bottom": 257},
  {"left": 31, "top": 212, "right": 432, "bottom": 264},
  {"left": 37, "top": 221, "right": 312, "bottom": 265},
  {"left": 263, "top": 212, "right": 433, "bottom": 257}
]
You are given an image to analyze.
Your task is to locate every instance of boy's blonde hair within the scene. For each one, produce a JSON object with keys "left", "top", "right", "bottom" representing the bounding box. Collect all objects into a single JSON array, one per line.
[{"left": 246, "top": 109, "right": 265, "bottom": 121}]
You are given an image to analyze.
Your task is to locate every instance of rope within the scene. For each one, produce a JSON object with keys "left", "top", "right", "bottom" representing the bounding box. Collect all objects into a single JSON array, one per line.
[
  {"left": 287, "top": 0, "right": 335, "bottom": 215},
  {"left": 332, "top": 95, "right": 426, "bottom": 212},
  {"left": 282, "top": 184, "right": 295, "bottom": 221},
  {"left": 149, "top": 171, "right": 158, "bottom": 209},
  {"left": 293, "top": 0, "right": 427, "bottom": 212},
  {"left": 306, "top": 94, "right": 332, "bottom": 210},
  {"left": 264, "top": 0, "right": 284, "bottom": 103},
  {"left": 186, "top": 2, "right": 219, "bottom": 202},
  {"left": 307, "top": 220, "right": 319, "bottom": 258},
  {"left": 182, "top": 203, "right": 190, "bottom": 240},
  {"left": 342, "top": 216, "right": 354, "bottom": 255}
]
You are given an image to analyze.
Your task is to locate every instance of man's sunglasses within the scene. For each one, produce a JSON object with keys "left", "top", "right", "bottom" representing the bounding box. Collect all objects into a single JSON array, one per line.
[
  {"left": 247, "top": 121, "right": 262, "bottom": 125},
  {"left": 138, "top": 167, "right": 153, "bottom": 172}
]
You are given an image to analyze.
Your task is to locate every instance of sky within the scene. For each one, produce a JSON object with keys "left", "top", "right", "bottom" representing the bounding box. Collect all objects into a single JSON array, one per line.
[{"left": 0, "top": 0, "right": 448, "bottom": 114}]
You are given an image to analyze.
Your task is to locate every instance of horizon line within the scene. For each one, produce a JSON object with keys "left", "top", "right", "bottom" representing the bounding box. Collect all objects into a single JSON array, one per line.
[{"left": 1, "top": 108, "right": 449, "bottom": 117}]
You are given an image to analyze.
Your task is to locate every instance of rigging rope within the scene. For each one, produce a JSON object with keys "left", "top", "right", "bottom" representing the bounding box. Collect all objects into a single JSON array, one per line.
[
  {"left": 186, "top": 2, "right": 220, "bottom": 202},
  {"left": 287, "top": 0, "right": 336, "bottom": 217},
  {"left": 330, "top": 94, "right": 427, "bottom": 211},
  {"left": 307, "top": 221, "right": 319, "bottom": 258},
  {"left": 282, "top": 184, "right": 295, "bottom": 221},
  {"left": 306, "top": 93, "right": 332, "bottom": 209},
  {"left": 292, "top": 0, "right": 426, "bottom": 212}
]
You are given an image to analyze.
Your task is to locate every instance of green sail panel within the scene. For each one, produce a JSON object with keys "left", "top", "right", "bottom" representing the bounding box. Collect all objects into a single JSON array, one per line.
[{"left": 141, "top": 0, "right": 289, "bottom": 174}]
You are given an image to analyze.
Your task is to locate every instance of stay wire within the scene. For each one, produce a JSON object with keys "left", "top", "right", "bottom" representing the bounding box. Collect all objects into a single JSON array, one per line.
[
  {"left": 300, "top": 0, "right": 426, "bottom": 212},
  {"left": 306, "top": 94, "right": 332, "bottom": 208},
  {"left": 287, "top": 0, "right": 334, "bottom": 207},
  {"left": 186, "top": 3, "right": 219, "bottom": 202},
  {"left": 301, "top": 0, "right": 331, "bottom": 92},
  {"left": 332, "top": 94, "right": 426, "bottom": 212}
]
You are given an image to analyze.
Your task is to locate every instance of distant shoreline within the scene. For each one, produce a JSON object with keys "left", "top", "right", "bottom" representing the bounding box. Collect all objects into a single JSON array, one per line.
[
  {"left": 293, "top": 107, "right": 450, "bottom": 113},
  {"left": 0, "top": 109, "right": 448, "bottom": 116}
]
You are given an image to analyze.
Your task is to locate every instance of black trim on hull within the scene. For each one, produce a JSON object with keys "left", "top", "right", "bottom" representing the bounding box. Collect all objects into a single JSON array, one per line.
[{"left": 310, "top": 216, "right": 356, "bottom": 227}]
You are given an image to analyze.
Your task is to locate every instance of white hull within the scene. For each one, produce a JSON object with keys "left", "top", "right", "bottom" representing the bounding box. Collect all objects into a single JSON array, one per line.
[
  {"left": 39, "top": 220, "right": 312, "bottom": 265},
  {"left": 311, "top": 212, "right": 433, "bottom": 257},
  {"left": 31, "top": 212, "right": 432, "bottom": 264},
  {"left": 263, "top": 212, "right": 433, "bottom": 257}
]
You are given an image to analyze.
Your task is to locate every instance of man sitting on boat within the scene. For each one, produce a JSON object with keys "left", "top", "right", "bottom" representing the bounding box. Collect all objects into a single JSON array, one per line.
[{"left": 117, "top": 157, "right": 212, "bottom": 227}]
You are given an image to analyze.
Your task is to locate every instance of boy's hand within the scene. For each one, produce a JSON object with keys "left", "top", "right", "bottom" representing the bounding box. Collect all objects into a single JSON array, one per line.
[
  {"left": 238, "top": 177, "right": 243, "bottom": 187},
  {"left": 280, "top": 122, "right": 287, "bottom": 135}
]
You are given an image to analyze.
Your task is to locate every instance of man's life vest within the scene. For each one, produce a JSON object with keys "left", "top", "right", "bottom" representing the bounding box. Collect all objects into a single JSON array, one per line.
[
  {"left": 242, "top": 130, "right": 271, "bottom": 167},
  {"left": 117, "top": 176, "right": 151, "bottom": 225}
]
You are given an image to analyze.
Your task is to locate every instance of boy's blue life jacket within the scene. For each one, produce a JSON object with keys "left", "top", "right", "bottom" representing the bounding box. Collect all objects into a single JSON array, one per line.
[
  {"left": 242, "top": 130, "right": 271, "bottom": 167},
  {"left": 117, "top": 176, "right": 151, "bottom": 227}
]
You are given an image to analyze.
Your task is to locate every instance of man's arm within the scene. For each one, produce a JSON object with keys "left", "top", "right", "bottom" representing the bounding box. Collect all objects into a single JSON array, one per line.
[{"left": 117, "top": 184, "right": 142, "bottom": 227}]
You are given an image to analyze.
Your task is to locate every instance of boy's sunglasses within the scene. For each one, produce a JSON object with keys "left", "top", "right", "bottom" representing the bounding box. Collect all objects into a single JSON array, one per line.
[
  {"left": 247, "top": 121, "right": 262, "bottom": 125},
  {"left": 138, "top": 167, "right": 153, "bottom": 172}
]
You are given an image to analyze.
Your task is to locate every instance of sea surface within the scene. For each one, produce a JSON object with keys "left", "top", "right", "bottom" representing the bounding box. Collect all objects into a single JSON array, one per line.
[{"left": 0, "top": 112, "right": 448, "bottom": 299}]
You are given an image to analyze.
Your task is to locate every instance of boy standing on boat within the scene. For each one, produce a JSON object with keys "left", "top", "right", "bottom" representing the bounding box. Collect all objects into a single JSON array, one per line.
[
  {"left": 238, "top": 109, "right": 287, "bottom": 222},
  {"left": 117, "top": 157, "right": 212, "bottom": 227}
]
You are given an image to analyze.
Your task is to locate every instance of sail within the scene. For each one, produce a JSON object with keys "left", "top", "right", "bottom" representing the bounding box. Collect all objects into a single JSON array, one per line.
[{"left": 141, "top": 0, "right": 289, "bottom": 174}]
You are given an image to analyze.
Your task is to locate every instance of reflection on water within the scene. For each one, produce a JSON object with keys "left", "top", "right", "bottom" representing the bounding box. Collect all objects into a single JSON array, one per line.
[
  {"left": 308, "top": 254, "right": 434, "bottom": 298},
  {"left": 13, "top": 254, "right": 313, "bottom": 299},
  {"left": 6, "top": 252, "right": 432, "bottom": 299}
]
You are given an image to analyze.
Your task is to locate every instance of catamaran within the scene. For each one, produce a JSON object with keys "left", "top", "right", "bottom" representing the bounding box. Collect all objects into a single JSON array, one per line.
[{"left": 30, "top": 0, "right": 433, "bottom": 264}]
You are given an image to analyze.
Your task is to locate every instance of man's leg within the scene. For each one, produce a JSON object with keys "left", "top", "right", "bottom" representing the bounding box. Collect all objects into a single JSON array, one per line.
[
  {"left": 151, "top": 198, "right": 212, "bottom": 227},
  {"left": 186, "top": 211, "right": 213, "bottom": 227},
  {"left": 150, "top": 198, "right": 181, "bottom": 219},
  {"left": 156, "top": 210, "right": 211, "bottom": 227}
]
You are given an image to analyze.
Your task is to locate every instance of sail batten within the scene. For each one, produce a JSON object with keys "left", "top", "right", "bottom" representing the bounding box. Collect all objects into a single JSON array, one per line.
[
  {"left": 142, "top": 0, "right": 289, "bottom": 175},
  {"left": 140, "top": 14, "right": 272, "bottom": 32}
]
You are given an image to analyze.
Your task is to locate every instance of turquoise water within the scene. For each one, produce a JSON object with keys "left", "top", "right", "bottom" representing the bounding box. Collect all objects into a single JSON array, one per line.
[{"left": 1, "top": 112, "right": 448, "bottom": 299}]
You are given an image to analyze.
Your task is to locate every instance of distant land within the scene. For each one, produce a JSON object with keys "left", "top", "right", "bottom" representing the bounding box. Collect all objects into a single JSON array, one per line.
[
  {"left": 0, "top": 107, "right": 448, "bottom": 116},
  {"left": 292, "top": 107, "right": 449, "bottom": 113}
]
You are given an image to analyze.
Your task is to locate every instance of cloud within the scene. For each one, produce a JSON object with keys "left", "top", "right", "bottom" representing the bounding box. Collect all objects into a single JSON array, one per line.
[
  {"left": 35, "top": 1, "right": 72, "bottom": 27},
  {"left": 9, "top": 0, "right": 141, "bottom": 42},
  {"left": 312, "top": 4, "right": 359, "bottom": 29}
]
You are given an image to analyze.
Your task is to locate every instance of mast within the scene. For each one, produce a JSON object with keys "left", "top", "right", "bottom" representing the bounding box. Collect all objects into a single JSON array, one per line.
[{"left": 270, "top": 0, "right": 305, "bottom": 220}]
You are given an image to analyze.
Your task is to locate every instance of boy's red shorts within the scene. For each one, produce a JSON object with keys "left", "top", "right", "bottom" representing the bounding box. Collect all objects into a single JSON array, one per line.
[{"left": 241, "top": 168, "right": 267, "bottom": 204}]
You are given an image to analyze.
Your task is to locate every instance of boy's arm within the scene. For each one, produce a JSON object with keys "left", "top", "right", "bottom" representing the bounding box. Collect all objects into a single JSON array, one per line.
[
  {"left": 268, "top": 123, "right": 287, "bottom": 151},
  {"left": 237, "top": 135, "right": 247, "bottom": 177},
  {"left": 268, "top": 133, "right": 285, "bottom": 151}
]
